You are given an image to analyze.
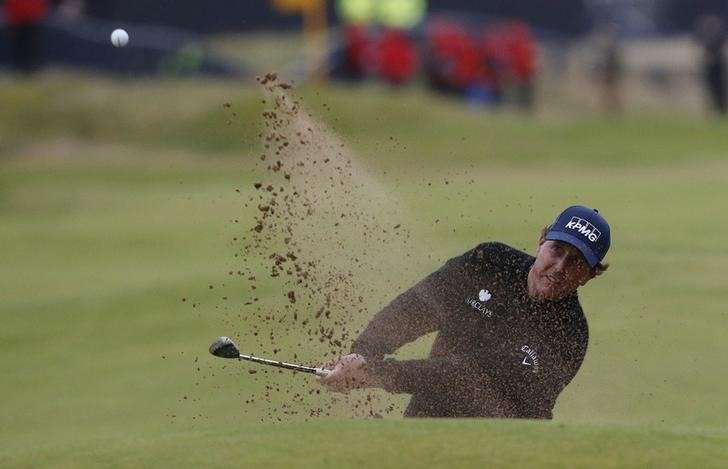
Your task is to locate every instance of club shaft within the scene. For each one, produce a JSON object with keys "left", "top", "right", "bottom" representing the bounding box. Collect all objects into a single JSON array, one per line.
[{"left": 238, "top": 353, "right": 324, "bottom": 375}]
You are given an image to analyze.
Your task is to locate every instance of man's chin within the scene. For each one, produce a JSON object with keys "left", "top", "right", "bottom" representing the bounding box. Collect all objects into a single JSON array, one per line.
[{"left": 527, "top": 273, "right": 571, "bottom": 300}]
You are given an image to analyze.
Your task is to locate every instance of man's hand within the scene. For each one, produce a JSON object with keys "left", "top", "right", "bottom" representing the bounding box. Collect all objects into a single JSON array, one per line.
[{"left": 317, "top": 354, "right": 379, "bottom": 393}]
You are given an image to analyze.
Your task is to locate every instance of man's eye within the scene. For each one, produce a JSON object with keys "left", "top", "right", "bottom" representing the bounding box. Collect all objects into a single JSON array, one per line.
[{"left": 567, "top": 255, "right": 587, "bottom": 270}]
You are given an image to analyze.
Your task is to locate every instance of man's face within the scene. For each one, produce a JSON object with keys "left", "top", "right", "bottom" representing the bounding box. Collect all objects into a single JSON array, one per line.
[{"left": 528, "top": 240, "right": 593, "bottom": 300}]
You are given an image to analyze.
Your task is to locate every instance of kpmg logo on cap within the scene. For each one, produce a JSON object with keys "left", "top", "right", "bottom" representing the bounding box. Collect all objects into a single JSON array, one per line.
[{"left": 565, "top": 216, "right": 601, "bottom": 242}]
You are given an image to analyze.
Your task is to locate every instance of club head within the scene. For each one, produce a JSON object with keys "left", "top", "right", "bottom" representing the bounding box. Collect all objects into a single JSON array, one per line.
[{"left": 209, "top": 336, "right": 240, "bottom": 359}]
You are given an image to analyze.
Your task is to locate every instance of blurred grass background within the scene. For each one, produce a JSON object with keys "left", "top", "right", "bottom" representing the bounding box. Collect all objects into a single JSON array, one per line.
[{"left": 1, "top": 70, "right": 727, "bottom": 467}]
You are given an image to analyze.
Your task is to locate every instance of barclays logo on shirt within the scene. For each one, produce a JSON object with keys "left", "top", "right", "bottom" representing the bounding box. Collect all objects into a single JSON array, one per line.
[{"left": 466, "top": 289, "right": 493, "bottom": 318}]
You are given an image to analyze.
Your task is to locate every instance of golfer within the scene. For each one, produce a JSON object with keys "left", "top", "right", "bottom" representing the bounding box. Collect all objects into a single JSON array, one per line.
[{"left": 319, "top": 205, "right": 610, "bottom": 418}]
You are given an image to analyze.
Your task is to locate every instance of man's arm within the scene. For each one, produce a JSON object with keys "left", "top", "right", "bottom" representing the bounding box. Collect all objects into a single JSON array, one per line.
[
  {"left": 363, "top": 355, "right": 486, "bottom": 395},
  {"left": 350, "top": 279, "right": 444, "bottom": 359},
  {"left": 318, "top": 249, "right": 474, "bottom": 393},
  {"left": 351, "top": 254, "right": 466, "bottom": 359},
  {"left": 317, "top": 353, "right": 485, "bottom": 395}
]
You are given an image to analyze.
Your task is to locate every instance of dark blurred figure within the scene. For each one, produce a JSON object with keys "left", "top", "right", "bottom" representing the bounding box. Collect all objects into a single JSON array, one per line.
[
  {"left": 425, "top": 19, "right": 481, "bottom": 94},
  {"left": 424, "top": 18, "right": 538, "bottom": 109},
  {"left": 373, "top": 0, "right": 426, "bottom": 86},
  {"left": 3, "top": 0, "right": 50, "bottom": 74},
  {"left": 696, "top": 15, "right": 727, "bottom": 115},
  {"left": 338, "top": 24, "right": 372, "bottom": 80},
  {"left": 334, "top": 0, "right": 375, "bottom": 81},
  {"left": 333, "top": 0, "right": 424, "bottom": 85},
  {"left": 482, "top": 21, "right": 537, "bottom": 111},
  {"left": 596, "top": 25, "right": 624, "bottom": 114},
  {"left": 505, "top": 21, "right": 537, "bottom": 111}
]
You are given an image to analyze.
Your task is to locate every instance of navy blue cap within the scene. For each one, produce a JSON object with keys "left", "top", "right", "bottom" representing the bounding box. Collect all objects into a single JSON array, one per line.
[{"left": 545, "top": 205, "right": 611, "bottom": 267}]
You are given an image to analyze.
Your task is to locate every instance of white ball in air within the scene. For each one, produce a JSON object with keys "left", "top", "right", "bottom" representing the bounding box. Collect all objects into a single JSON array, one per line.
[{"left": 110, "top": 29, "right": 129, "bottom": 48}]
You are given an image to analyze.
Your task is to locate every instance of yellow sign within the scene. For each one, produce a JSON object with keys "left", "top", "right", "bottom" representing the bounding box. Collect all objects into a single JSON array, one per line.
[
  {"left": 377, "top": 0, "right": 426, "bottom": 29},
  {"left": 337, "top": 0, "right": 376, "bottom": 24},
  {"left": 336, "top": 0, "right": 427, "bottom": 28}
]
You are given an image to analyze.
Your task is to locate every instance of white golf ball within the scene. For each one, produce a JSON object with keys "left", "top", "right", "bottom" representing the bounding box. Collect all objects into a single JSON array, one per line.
[{"left": 110, "top": 29, "right": 129, "bottom": 48}]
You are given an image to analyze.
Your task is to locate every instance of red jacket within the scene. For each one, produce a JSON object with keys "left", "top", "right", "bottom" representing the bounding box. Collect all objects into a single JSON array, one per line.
[
  {"left": 343, "top": 25, "right": 371, "bottom": 76},
  {"left": 506, "top": 22, "right": 537, "bottom": 81},
  {"left": 376, "top": 29, "right": 418, "bottom": 85},
  {"left": 429, "top": 22, "right": 484, "bottom": 88},
  {"left": 4, "top": 0, "right": 49, "bottom": 25}
]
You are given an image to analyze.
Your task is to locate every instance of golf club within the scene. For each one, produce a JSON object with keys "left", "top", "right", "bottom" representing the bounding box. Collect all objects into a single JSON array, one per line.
[{"left": 209, "top": 336, "right": 331, "bottom": 377}]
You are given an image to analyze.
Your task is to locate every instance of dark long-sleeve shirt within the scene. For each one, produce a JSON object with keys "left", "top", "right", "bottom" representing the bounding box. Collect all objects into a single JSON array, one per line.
[{"left": 352, "top": 242, "right": 588, "bottom": 418}]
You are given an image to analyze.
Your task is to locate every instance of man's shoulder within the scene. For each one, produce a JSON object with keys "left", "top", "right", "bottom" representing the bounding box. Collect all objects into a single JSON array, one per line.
[
  {"left": 545, "top": 296, "right": 589, "bottom": 359},
  {"left": 460, "top": 242, "right": 532, "bottom": 270},
  {"left": 565, "top": 299, "right": 589, "bottom": 345}
]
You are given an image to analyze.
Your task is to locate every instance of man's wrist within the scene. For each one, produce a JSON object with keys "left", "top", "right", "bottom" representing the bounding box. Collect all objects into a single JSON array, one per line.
[{"left": 362, "top": 359, "right": 388, "bottom": 389}]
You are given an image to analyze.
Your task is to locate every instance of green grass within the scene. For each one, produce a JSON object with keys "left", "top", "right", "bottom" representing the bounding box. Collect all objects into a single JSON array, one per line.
[
  {"left": 6, "top": 421, "right": 728, "bottom": 468},
  {"left": 1, "top": 72, "right": 727, "bottom": 467}
]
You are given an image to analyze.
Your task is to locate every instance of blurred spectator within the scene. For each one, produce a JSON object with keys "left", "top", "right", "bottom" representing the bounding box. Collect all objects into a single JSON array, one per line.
[
  {"left": 481, "top": 21, "right": 537, "bottom": 111},
  {"left": 426, "top": 20, "right": 479, "bottom": 93},
  {"left": 596, "top": 25, "right": 624, "bottom": 114},
  {"left": 423, "top": 18, "right": 540, "bottom": 109},
  {"left": 375, "top": 27, "right": 418, "bottom": 84},
  {"left": 333, "top": 0, "right": 426, "bottom": 85},
  {"left": 335, "top": 0, "right": 376, "bottom": 80},
  {"left": 373, "top": 0, "right": 426, "bottom": 85},
  {"left": 339, "top": 24, "right": 372, "bottom": 80},
  {"left": 505, "top": 21, "right": 537, "bottom": 111},
  {"left": 332, "top": 4, "right": 540, "bottom": 106},
  {"left": 696, "top": 15, "right": 727, "bottom": 115},
  {"left": 3, "top": 0, "right": 50, "bottom": 74},
  {"left": 425, "top": 19, "right": 499, "bottom": 105},
  {"left": 480, "top": 24, "right": 509, "bottom": 104}
]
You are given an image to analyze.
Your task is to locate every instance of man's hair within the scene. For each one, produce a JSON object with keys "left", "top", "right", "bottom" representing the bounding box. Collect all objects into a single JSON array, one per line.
[{"left": 540, "top": 226, "right": 609, "bottom": 277}]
